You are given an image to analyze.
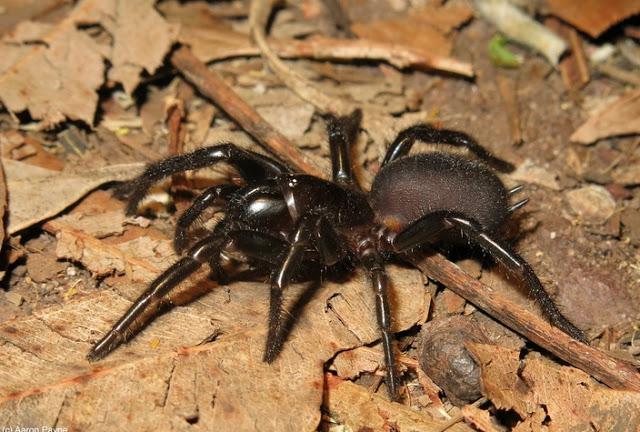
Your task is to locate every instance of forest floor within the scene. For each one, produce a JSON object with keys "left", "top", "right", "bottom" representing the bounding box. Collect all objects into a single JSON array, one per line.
[{"left": 0, "top": 0, "right": 639, "bottom": 431}]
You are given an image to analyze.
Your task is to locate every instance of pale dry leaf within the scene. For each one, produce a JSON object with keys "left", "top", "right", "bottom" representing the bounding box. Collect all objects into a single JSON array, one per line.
[
  {"left": 108, "top": 0, "right": 180, "bottom": 94},
  {"left": 0, "top": 18, "right": 104, "bottom": 125},
  {"left": 4, "top": 159, "right": 145, "bottom": 234},
  {"left": 332, "top": 345, "right": 385, "bottom": 379},
  {"left": 570, "top": 89, "right": 640, "bottom": 144},
  {"left": 324, "top": 376, "right": 474, "bottom": 432},
  {"left": 0, "top": 0, "right": 67, "bottom": 35},
  {"left": 0, "top": 0, "right": 179, "bottom": 125},
  {"left": 468, "top": 343, "right": 640, "bottom": 431},
  {"left": 0, "top": 263, "right": 427, "bottom": 430},
  {"left": 508, "top": 158, "right": 560, "bottom": 190}
]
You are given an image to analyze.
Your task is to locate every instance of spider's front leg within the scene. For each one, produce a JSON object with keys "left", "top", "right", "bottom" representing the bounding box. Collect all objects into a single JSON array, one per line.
[
  {"left": 87, "top": 227, "right": 231, "bottom": 361},
  {"left": 358, "top": 246, "right": 400, "bottom": 401},
  {"left": 120, "top": 144, "right": 290, "bottom": 215},
  {"left": 262, "top": 215, "right": 344, "bottom": 363}
]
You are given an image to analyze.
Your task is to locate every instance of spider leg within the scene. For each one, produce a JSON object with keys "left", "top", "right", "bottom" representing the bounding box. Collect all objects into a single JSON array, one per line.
[
  {"left": 228, "top": 230, "right": 289, "bottom": 265},
  {"left": 122, "top": 144, "right": 290, "bottom": 215},
  {"left": 263, "top": 215, "right": 345, "bottom": 362},
  {"left": 358, "top": 247, "right": 399, "bottom": 401},
  {"left": 174, "top": 184, "right": 239, "bottom": 253},
  {"left": 263, "top": 216, "right": 316, "bottom": 362},
  {"left": 391, "top": 210, "right": 456, "bottom": 252},
  {"left": 326, "top": 109, "right": 362, "bottom": 185},
  {"left": 445, "top": 216, "right": 587, "bottom": 342},
  {"left": 381, "top": 124, "right": 514, "bottom": 171},
  {"left": 87, "top": 231, "right": 230, "bottom": 361}
]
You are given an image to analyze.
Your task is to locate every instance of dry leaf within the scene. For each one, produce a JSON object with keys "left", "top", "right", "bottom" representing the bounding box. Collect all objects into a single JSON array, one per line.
[
  {"left": 0, "top": 263, "right": 427, "bottom": 430},
  {"left": 0, "top": 0, "right": 178, "bottom": 125},
  {"left": 324, "top": 376, "right": 474, "bottom": 431},
  {"left": 468, "top": 343, "right": 640, "bottom": 431},
  {"left": 549, "top": 0, "right": 640, "bottom": 38},
  {"left": 4, "top": 159, "right": 144, "bottom": 234},
  {"left": 0, "top": 18, "right": 104, "bottom": 125},
  {"left": 571, "top": 89, "right": 640, "bottom": 144},
  {"left": 106, "top": 0, "right": 179, "bottom": 94},
  {"left": 351, "top": 4, "right": 473, "bottom": 57},
  {"left": 0, "top": 0, "right": 68, "bottom": 35}
]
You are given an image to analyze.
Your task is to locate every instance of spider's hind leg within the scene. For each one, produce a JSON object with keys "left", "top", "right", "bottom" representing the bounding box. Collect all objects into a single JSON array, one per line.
[
  {"left": 382, "top": 124, "right": 514, "bottom": 171},
  {"left": 445, "top": 216, "right": 587, "bottom": 342}
]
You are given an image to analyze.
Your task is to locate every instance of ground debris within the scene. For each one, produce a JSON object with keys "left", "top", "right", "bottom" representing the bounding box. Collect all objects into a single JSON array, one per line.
[
  {"left": 468, "top": 343, "right": 640, "bottom": 431},
  {"left": 0, "top": 265, "right": 426, "bottom": 431}
]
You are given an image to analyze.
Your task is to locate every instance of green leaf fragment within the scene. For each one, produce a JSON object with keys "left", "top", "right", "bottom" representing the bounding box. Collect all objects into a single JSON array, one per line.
[{"left": 488, "top": 34, "right": 523, "bottom": 68}]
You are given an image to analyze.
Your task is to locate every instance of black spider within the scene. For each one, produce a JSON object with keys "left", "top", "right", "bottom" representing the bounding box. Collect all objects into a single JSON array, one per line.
[{"left": 86, "top": 110, "right": 586, "bottom": 401}]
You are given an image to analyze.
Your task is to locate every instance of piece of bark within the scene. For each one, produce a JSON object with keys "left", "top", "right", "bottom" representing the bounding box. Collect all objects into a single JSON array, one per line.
[
  {"left": 408, "top": 252, "right": 640, "bottom": 392},
  {"left": 549, "top": 0, "right": 640, "bottom": 38},
  {"left": 571, "top": 89, "right": 640, "bottom": 144},
  {"left": 546, "top": 17, "right": 590, "bottom": 91},
  {"left": 469, "top": 343, "right": 640, "bottom": 431},
  {"left": 495, "top": 74, "right": 522, "bottom": 146},
  {"left": 3, "top": 159, "right": 144, "bottom": 234},
  {"left": 0, "top": 264, "right": 427, "bottom": 430},
  {"left": 324, "top": 375, "right": 474, "bottom": 432},
  {"left": 461, "top": 404, "right": 506, "bottom": 432}
]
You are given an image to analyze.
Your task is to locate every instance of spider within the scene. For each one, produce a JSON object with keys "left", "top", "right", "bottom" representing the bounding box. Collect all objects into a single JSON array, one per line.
[{"left": 86, "top": 110, "right": 586, "bottom": 401}]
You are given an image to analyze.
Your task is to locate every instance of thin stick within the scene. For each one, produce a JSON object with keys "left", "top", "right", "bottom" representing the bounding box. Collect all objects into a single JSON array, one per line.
[
  {"left": 249, "top": 0, "right": 353, "bottom": 116},
  {"left": 409, "top": 251, "right": 640, "bottom": 392},
  {"left": 170, "top": 46, "right": 324, "bottom": 177}
]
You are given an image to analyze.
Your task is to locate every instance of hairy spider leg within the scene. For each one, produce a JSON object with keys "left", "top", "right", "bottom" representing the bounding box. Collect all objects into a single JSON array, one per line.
[
  {"left": 262, "top": 214, "right": 346, "bottom": 363},
  {"left": 174, "top": 184, "right": 240, "bottom": 253},
  {"left": 391, "top": 210, "right": 458, "bottom": 252},
  {"left": 446, "top": 216, "right": 586, "bottom": 342},
  {"left": 381, "top": 125, "right": 514, "bottom": 172},
  {"left": 326, "top": 109, "right": 363, "bottom": 185},
  {"left": 390, "top": 212, "right": 586, "bottom": 343},
  {"left": 264, "top": 215, "right": 318, "bottom": 362},
  {"left": 358, "top": 246, "right": 399, "bottom": 401},
  {"left": 87, "top": 231, "right": 230, "bottom": 361},
  {"left": 123, "top": 144, "right": 290, "bottom": 215}
]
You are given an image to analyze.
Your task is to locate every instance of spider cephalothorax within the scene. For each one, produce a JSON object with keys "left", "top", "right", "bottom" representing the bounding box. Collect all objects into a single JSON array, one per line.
[{"left": 87, "top": 110, "right": 585, "bottom": 401}]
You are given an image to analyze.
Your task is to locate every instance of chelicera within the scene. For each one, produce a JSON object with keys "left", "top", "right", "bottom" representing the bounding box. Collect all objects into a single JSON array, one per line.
[{"left": 87, "top": 110, "right": 586, "bottom": 401}]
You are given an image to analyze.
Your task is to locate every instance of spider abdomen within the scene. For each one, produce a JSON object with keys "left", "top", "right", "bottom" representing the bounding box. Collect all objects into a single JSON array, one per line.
[{"left": 370, "top": 153, "right": 509, "bottom": 233}]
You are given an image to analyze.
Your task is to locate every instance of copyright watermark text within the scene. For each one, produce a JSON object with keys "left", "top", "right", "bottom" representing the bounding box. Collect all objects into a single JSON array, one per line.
[{"left": 1, "top": 427, "right": 68, "bottom": 432}]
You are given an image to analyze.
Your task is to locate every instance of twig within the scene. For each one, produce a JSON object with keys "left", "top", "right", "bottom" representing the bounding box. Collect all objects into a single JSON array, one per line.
[
  {"left": 170, "top": 46, "right": 324, "bottom": 177},
  {"left": 249, "top": 0, "right": 353, "bottom": 116},
  {"left": 408, "top": 251, "right": 640, "bottom": 392},
  {"left": 188, "top": 30, "right": 474, "bottom": 77}
]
